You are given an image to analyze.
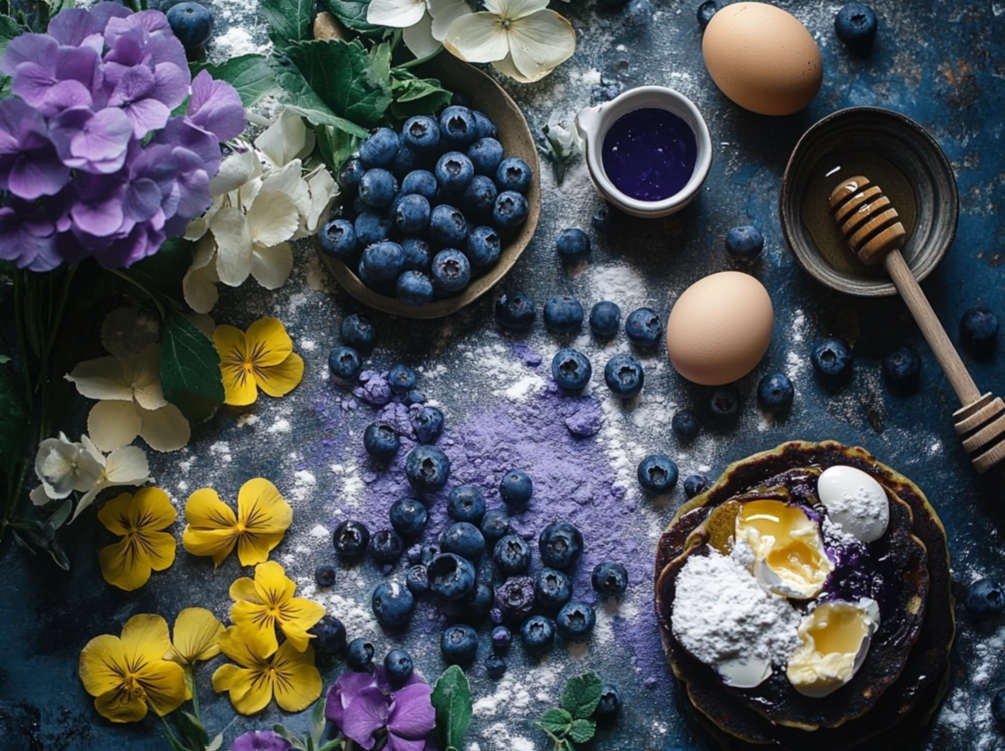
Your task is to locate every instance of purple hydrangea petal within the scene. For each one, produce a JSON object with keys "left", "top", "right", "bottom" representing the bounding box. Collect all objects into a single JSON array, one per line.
[
  {"left": 92, "top": 218, "right": 165, "bottom": 268},
  {"left": 102, "top": 29, "right": 145, "bottom": 74},
  {"left": 341, "top": 687, "right": 390, "bottom": 749},
  {"left": 38, "top": 80, "right": 93, "bottom": 116},
  {"left": 124, "top": 177, "right": 161, "bottom": 222},
  {"left": 124, "top": 97, "right": 170, "bottom": 138},
  {"left": 145, "top": 32, "right": 188, "bottom": 72},
  {"left": 230, "top": 731, "right": 294, "bottom": 751},
  {"left": 186, "top": 70, "right": 245, "bottom": 141},
  {"left": 10, "top": 61, "right": 58, "bottom": 107},
  {"left": 89, "top": 1, "right": 133, "bottom": 30},
  {"left": 72, "top": 195, "right": 125, "bottom": 237},
  {"left": 153, "top": 61, "right": 190, "bottom": 109},
  {"left": 0, "top": 206, "right": 55, "bottom": 269},
  {"left": 128, "top": 9, "right": 173, "bottom": 35},
  {"left": 0, "top": 33, "right": 56, "bottom": 76},
  {"left": 47, "top": 8, "right": 105, "bottom": 47},
  {"left": 50, "top": 106, "right": 133, "bottom": 173},
  {"left": 387, "top": 683, "right": 436, "bottom": 740},
  {"left": 108, "top": 63, "right": 155, "bottom": 105},
  {"left": 155, "top": 118, "right": 221, "bottom": 169},
  {"left": 54, "top": 41, "right": 100, "bottom": 87}
]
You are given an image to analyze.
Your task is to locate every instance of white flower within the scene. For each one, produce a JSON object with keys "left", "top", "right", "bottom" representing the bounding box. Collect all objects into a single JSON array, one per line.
[
  {"left": 443, "top": 0, "right": 576, "bottom": 83},
  {"left": 182, "top": 236, "right": 221, "bottom": 314},
  {"left": 211, "top": 185, "right": 299, "bottom": 290},
  {"left": 255, "top": 109, "right": 315, "bottom": 170},
  {"left": 368, "top": 0, "right": 472, "bottom": 58},
  {"left": 65, "top": 343, "right": 191, "bottom": 453}
]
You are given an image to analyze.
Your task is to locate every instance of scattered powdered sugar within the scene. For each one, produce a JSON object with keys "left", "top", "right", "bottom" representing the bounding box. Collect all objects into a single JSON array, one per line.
[
  {"left": 267, "top": 418, "right": 292, "bottom": 434},
  {"left": 472, "top": 665, "right": 561, "bottom": 720}
]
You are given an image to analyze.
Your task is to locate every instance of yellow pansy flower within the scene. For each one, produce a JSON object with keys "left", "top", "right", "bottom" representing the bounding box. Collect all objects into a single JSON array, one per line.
[
  {"left": 213, "top": 316, "right": 304, "bottom": 406},
  {"left": 230, "top": 561, "right": 325, "bottom": 654},
  {"left": 165, "top": 607, "right": 225, "bottom": 667},
  {"left": 79, "top": 614, "right": 188, "bottom": 723},
  {"left": 182, "top": 478, "right": 292, "bottom": 568},
  {"left": 97, "top": 487, "right": 177, "bottom": 592},
  {"left": 212, "top": 625, "right": 321, "bottom": 715}
]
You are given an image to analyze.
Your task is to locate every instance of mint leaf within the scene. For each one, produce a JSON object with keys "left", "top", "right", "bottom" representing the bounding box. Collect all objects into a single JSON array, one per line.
[
  {"left": 316, "top": 124, "right": 359, "bottom": 172},
  {"left": 536, "top": 707, "right": 573, "bottom": 737},
  {"left": 261, "top": 0, "right": 313, "bottom": 50},
  {"left": 390, "top": 69, "right": 452, "bottom": 120},
  {"left": 567, "top": 718, "right": 596, "bottom": 744},
  {"left": 159, "top": 307, "right": 223, "bottom": 421},
  {"left": 271, "top": 56, "right": 367, "bottom": 137},
  {"left": 560, "top": 672, "right": 603, "bottom": 720},
  {"left": 0, "top": 357, "right": 28, "bottom": 476},
  {"left": 318, "top": 0, "right": 382, "bottom": 34},
  {"left": 431, "top": 666, "right": 472, "bottom": 751},
  {"left": 192, "top": 54, "right": 278, "bottom": 107}
]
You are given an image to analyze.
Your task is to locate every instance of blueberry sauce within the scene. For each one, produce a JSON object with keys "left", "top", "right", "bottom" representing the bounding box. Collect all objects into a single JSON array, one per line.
[{"left": 601, "top": 107, "right": 697, "bottom": 201}]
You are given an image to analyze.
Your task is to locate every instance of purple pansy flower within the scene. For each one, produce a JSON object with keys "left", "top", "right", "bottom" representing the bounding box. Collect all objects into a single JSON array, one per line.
[
  {"left": 230, "top": 730, "right": 294, "bottom": 751},
  {"left": 325, "top": 669, "right": 434, "bottom": 751}
]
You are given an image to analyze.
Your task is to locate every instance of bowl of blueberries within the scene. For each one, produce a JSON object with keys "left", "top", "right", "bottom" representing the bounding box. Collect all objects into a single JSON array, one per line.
[{"left": 316, "top": 52, "right": 541, "bottom": 319}]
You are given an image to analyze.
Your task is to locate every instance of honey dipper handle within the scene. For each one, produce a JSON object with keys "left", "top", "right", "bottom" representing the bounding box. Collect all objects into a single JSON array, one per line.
[{"left": 883, "top": 250, "right": 982, "bottom": 405}]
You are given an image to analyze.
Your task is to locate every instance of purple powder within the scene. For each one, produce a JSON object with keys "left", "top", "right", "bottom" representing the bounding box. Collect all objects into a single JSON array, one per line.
[
  {"left": 353, "top": 370, "right": 393, "bottom": 405},
  {"left": 512, "top": 342, "right": 542, "bottom": 367},
  {"left": 564, "top": 402, "right": 603, "bottom": 437}
]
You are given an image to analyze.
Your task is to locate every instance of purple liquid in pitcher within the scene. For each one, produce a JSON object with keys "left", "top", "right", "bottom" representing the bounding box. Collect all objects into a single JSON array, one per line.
[{"left": 601, "top": 107, "right": 698, "bottom": 202}]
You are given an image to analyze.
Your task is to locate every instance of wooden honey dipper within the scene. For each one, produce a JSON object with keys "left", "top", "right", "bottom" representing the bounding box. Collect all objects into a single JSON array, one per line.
[{"left": 829, "top": 175, "right": 1005, "bottom": 473}]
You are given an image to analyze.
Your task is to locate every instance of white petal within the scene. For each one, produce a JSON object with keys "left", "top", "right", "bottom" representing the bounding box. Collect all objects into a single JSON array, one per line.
[
  {"left": 492, "top": 53, "right": 534, "bottom": 82},
  {"left": 255, "top": 111, "right": 313, "bottom": 169},
  {"left": 88, "top": 400, "right": 143, "bottom": 452},
  {"left": 239, "top": 175, "right": 263, "bottom": 208},
  {"left": 429, "top": 0, "right": 472, "bottom": 41},
  {"left": 35, "top": 439, "right": 81, "bottom": 497},
  {"left": 484, "top": 0, "right": 548, "bottom": 19},
  {"left": 79, "top": 434, "right": 105, "bottom": 464},
  {"left": 30, "top": 485, "right": 52, "bottom": 506},
  {"left": 122, "top": 343, "right": 167, "bottom": 411},
  {"left": 184, "top": 216, "right": 209, "bottom": 241},
  {"left": 210, "top": 207, "right": 253, "bottom": 287},
  {"left": 247, "top": 190, "right": 300, "bottom": 248},
  {"left": 368, "top": 0, "right": 428, "bottom": 28},
  {"left": 100, "top": 308, "right": 160, "bottom": 358},
  {"left": 66, "top": 356, "right": 132, "bottom": 401},
  {"left": 305, "top": 168, "right": 339, "bottom": 235},
  {"left": 506, "top": 10, "right": 576, "bottom": 82},
  {"left": 444, "top": 13, "right": 510, "bottom": 63},
  {"left": 209, "top": 148, "right": 262, "bottom": 196},
  {"left": 403, "top": 15, "right": 441, "bottom": 58},
  {"left": 103, "top": 445, "right": 151, "bottom": 484},
  {"left": 250, "top": 242, "right": 294, "bottom": 290},
  {"left": 183, "top": 260, "right": 220, "bottom": 315},
  {"left": 72, "top": 486, "right": 100, "bottom": 521},
  {"left": 138, "top": 404, "right": 191, "bottom": 452}
]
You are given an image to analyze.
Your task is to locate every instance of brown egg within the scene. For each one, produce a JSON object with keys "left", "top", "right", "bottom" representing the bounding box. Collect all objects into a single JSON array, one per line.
[
  {"left": 702, "top": 2, "right": 823, "bottom": 116},
  {"left": 666, "top": 271, "right": 774, "bottom": 385}
]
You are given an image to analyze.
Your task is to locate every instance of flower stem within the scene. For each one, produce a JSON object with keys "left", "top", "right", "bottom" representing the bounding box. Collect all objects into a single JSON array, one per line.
[
  {"left": 110, "top": 269, "right": 166, "bottom": 317},
  {"left": 185, "top": 667, "right": 201, "bottom": 719},
  {"left": 398, "top": 46, "right": 444, "bottom": 69},
  {"left": 12, "top": 272, "right": 32, "bottom": 408},
  {"left": 159, "top": 713, "right": 185, "bottom": 750}
]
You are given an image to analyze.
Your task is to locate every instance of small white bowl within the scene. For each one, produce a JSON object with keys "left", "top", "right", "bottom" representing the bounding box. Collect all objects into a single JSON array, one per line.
[{"left": 575, "top": 86, "right": 713, "bottom": 218}]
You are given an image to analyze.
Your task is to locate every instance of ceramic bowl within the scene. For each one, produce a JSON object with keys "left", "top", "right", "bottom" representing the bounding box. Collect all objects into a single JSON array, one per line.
[
  {"left": 574, "top": 86, "right": 713, "bottom": 218},
  {"left": 313, "top": 48, "right": 540, "bottom": 320},
  {"left": 780, "top": 107, "right": 958, "bottom": 297}
]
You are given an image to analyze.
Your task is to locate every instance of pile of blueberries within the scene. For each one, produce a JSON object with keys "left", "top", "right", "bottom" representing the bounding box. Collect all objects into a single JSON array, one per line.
[{"left": 319, "top": 103, "right": 533, "bottom": 306}]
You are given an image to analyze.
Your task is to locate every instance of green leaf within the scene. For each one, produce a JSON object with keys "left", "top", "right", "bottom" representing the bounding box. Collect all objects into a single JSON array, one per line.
[
  {"left": 0, "top": 356, "right": 28, "bottom": 476},
  {"left": 431, "top": 665, "right": 473, "bottom": 751},
  {"left": 560, "top": 672, "right": 603, "bottom": 720},
  {"left": 127, "top": 237, "right": 193, "bottom": 300},
  {"left": 260, "top": 0, "right": 313, "bottom": 50},
  {"left": 317, "top": 740, "right": 345, "bottom": 751},
  {"left": 318, "top": 0, "right": 382, "bottom": 35},
  {"left": 310, "top": 695, "right": 327, "bottom": 745},
  {"left": 191, "top": 54, "right": 278, "bottom": 107},
  {"left": 0, "top": 354, "right": 8, "bottom": 364},
  {"left": 315, "top": 124, "right": 359, "bottom": 173},
  {"left": 158, "top": 306, "right": 224, "bottom": 421},
  {"left": 175, "top": 711, "right": 209, "bottom": 749},
  {"left": 271, "top": 55, "right": 369, "bottom": 137},
  {"left": 0, "top": 14, "right": 23, "bottom": 61},
  {"left": 272, "top": 724, "right": 309, "bottom": 751},
  {"left": 536, "top": 707, "right": 573, "bottom": 737},
  {"left": 567, "top": 718, "right": 596, "bottom": 745},
  {"left": 389, "top": 68, "right": 452, "bottom": 120},
  {"left": 47, "top": 499, "right": 72, "bottom": 530}
]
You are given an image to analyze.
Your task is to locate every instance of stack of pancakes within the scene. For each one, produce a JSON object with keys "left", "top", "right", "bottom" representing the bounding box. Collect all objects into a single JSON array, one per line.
[{"left": 654, "top": 441, "right": 954, "bottom": 749}]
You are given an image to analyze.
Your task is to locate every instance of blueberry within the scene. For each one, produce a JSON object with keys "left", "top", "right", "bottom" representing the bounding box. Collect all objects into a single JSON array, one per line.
[
  {"left": 461, "top": 175, "right": 498, "bottom": 217},
  {"left": 834, "top": 2, "right": 878, "bottom": 51},
  {"left": 406, "top": 564, "right": 429, "bottom": 595},
  {"left": 387, "top": 363, "right": 416, "bottom": 395},
  {"left": 412, "top": 405, "right": 445, "bottom": 444},
  {"left": 590, "top": 301, "right": 622, "bottom": 337},
  {"left": 552, "top": 348, "right": 592, "bottom": 391},
  {"left": 363, "top": 422, "right": 400, "bottom": 460},
  {"left": 346, "top": 637, "right": 375, "bottom": 670},
  {"left": 471, "top": 110, "right": 497, "bottom": 139},
  {"left": 493, "top": 534, "right": 532, "bottom": 576},
  {"left": 419, "top": 543, "right": 441, "bottom": 565},
  {"left": 390, "top": 497, "right": 428, "bottom": 538},
  {"left": 397, "top": 271, "right": 435, "bottom": 306},
  {"left": 435, "top": 151, "right": 476, "bottom": 192},
  {"left": 555, "top": 228, "right": 590, "bottom": 261},
  {"left": 495, "top": 157, "right": 532, "bottom": 194},
  {"left": 394, "top": 194, "right": 431, "bottom": 235},
  {"left": 429, "top": 205, "right": 469, "bottom": 248},
  {"left": 556, "top": 600, "right": 596, "bottom": 641},
  {"left": 592, "top": 561, "right": 628, "bottom": 597},
  {"left": 960, "top": 307, "right": 998, "bottom": 357},
  {"left": 625, "top": 307, "right": 662, "bottom": 347},
  {"left": 671, "top": 408, "right": 700, "bottom": 439},
  {"left": 993, "top": 690, "right": 1005, "bottom": 731},
  {"left": 491, "top": 625, "right": 513, "bottom": 654},
  {"left": 333, "top": 520, "right": 370, "bottom": 559},
  {"left": 309, "top": 615, "right": 347, "bottom": 655},
  {"left": 467, "top": 225, "right": 502, "bottom": 267},
  {"left": 485, "top": 654, "right": 507, "bottom": 679},
  {"left": 440, "top": 623, "right": 479, "bottom": 664},
  {"left": 354, "top": 211, "right": 393, "bottom": 247},
  {"left": 591, "top": 205, "right": 612, "bottom": 232},
  {"left": 683, "top": 473, "right": 710, "bottom": 499},
  {"left": 319, "top": 218, "right": 357, "bottom": 259},
  {"left": 454, "top": 581, "right": 494, "bottom": 622},
  {"left": 448, "top": 485, "right": 487, "bottom": 523},
  {"left": 359, "top": 168, "right": 398, "bottom": 209},
  {"left": 372, "top": 580, "right": 414, "bottom": 631},
  {"left": 369, "top": 528, "right": 404, "bottom": 564},
  {"left": 811, "top": 337, "right": 854, "bottom": 381},
  {"left": 359, "top": 128, "right": 400, "bottom": 168},
  {"left": 405, "top": 445, "right": 451, "bottom": 493},
  {"left": 494, "top": 575, "right": 535, "bottom": 624},
  {"left": 495, "top": 292, "right": 536, "bottom": 330},
  {"left": 166, "top": 2, "right": 213, "bottom": 49},
  {"left": 596, "top": 684, "right": 622, "bottom": 719},
  {"left": 637, "top": 454, "right": 679, "bottom": 494},
  {"left": 441, "top": 521, "right": 486, "bottom": 560},
  {"left": 390, "top": 140, "right": 420, "bottom": 178},
  {"left": 543, "top": 295, "right": 584, "bottom": 334},
  {"left": 493, "top": 191, "right": 530, "bottom": 231},
  {"left": 757, "top": 373, "right": 795, "bottom": 412},
  {"left": 882, "top": 347, "right": 920, "bottom": 388},
  {"left": 401, "top": 169, "right": 439, "bottom": 200},
  {"left": 337, "top": 157, "right": 366, "bottom": 193},
  {"left": 724, "top": 225, "right": 764, "bottom": 261},
  {"left": 533, "top": 568, "right": 571, "bottom": 615},
  {"left": 695, "top": 0, "right": 717, "bottom": 29},
  {"left": 402, "top": 115, "right": 441, "bottom": 153},
  {"left": 384, "top": 648, "right": 414, "bottom": 685},
  {"left": 604, "top": 353, "right": 644, "bottom": 398},
  {"left": 404, "top": 389, "right": 426, "bottom": 406},
  {"left": 499, "top": 469, "right": 533, "bottom": 508},
  {"left": 428, "top": 553, "right": 476, "bottom": 600},
  {"left": 328, "top": 346, "right": 363, "bottom": 382},
  {"left": 481, "top": 509, "right": 511, "bottom": 543},
  {"left": 431, "top": 249, "right": 472, "bottom": 293},
  {"left": 468, "top": 137, "right": 505, "bottom": 176},
  {"left": 315, "top": 564, "right": 336, "bottom": 588},
  {"left": 362, "top": 240, "right": 405, "bottom": 282},
  {"left": 520, "top": 614, "right": 555, "bottom": 656},
  {"left": 708, "top": 385, "right": 742, "bottom": 422},
  {"left": 439, "top": 106, "right": 478, "bottom": 148},
  {"left": 539, "top": 521, "right": 583, "bottom": 570},
  {"left": 967, "top": 578, "right": 1005, "bottom": 616}
]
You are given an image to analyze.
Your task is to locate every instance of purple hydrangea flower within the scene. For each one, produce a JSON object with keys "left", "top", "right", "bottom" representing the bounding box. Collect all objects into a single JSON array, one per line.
[
  {"left": 230, "top": 730, "right": 293, "bottom": 751},
  {"left": 0, "top": 97, "right": 71, "bottom": 199},
  {"left": 325, "top": 668, "right": 434, "bottom": 751}
]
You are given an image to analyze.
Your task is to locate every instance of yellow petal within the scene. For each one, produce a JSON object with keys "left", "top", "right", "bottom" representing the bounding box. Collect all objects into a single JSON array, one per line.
[
  {"left": 235, "top": 532, "right": 287, "bottom": 567},
  {"left": 166, "top": 608, "right": 225, "bottom": 666},
  {"left": 97, "top": 491, "right": 140, "bottom": 536},
  {"left": 255, "top": 352, "right": 304, "bottom": 399},
  {"left": 134, "top": 487, "right": 178, "bottom": 530},
  {"left": 94, "top": 687, "right": 148, "bottom": 723},
  {"left": 218, "top": 664, "right": 274, "bottom": 716},
  {"left": 237, "top": 478, "right": 292, "bottom": 535},
  {"left": 244, "top": 317, "right": 293, "bottom": 368},
  {"left": 218, "top": 624, "right": 275, "bottom": 664},
  {"left": 182, "top": 526, "right": 237, "bottom": 567},
  {"left": 252, "top": 560, "right": 295, "bottom": 601},
  {"left": 141, "top": 530, "right": 177, "bottom": 573},
  {"left": 271, "top": 642, "right": 321, "bottom": 712},
  {"left": 185, "top": 488, "right": 237, "bottom": 529},
  {"left": 79, "top": 634, "right": 126, "bottom": 697},
  {"left": 278, "top": 597, "right": 327, "bottom": 652},
  {"left": 99, "top": 537, "right": 153, "bottom": 591},
  {"left": 229, "top": 576, "right": 262, "bottom": 604},
  {"left": 213, "top": 324, "right": 258, "bottom": 406},
  {"left": 230, "top": 600, "right": 279, "bottom": 656},
  {"left": 134, "top": 659, "right": 187, "bottom": 716},
  {"left": 121, "top": 614, "right": 172, "bottom": 666}
]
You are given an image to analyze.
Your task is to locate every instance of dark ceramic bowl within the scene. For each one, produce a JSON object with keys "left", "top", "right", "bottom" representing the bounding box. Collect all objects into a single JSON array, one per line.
[
  {"left": 314, "top": 46, "right": 541, "bottom": 319},
  {"left": 780, "top": 107, "right": 958, "bottom": 297}
]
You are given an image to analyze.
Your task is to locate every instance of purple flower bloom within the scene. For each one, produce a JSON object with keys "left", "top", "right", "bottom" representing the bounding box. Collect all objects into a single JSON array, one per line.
[
  {"left": 186, "top": 70, "right": 245, "bottom": 142},
  {"left": 230, "top": 730, "right": 294, "bottom": 751},
  {"left": 3, "top": 34, "right": 99, "bottom": 117},
  {"left": 326, "top": 670, "right": 433, "bottom": 751},
  {"left": 49, "top": 106, "right": 133, "bottom": 173},
  {"left": 0, "top": 97, "right": 70, "bottom": 199}
]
